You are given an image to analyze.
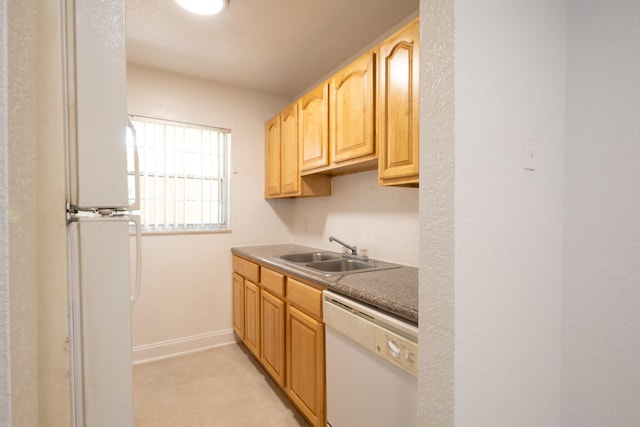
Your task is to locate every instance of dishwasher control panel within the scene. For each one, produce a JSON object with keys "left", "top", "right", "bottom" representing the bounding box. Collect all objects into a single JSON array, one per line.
[{"left": 375, "top": 328, "right": 418, "bottom": 377}]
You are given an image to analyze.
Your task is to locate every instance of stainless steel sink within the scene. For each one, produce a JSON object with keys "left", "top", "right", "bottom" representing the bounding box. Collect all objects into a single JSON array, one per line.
[
  {"left": 279, "top": 252, "right": 341, "bottom": 263},
  {"left": 276, "top": 252, "right": 400, "bottom": 276},
  {"left": 306, "top": 259, "right": 375, "bottom": 272}
]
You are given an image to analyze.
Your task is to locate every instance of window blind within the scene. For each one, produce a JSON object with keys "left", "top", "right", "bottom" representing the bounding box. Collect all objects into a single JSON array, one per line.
[{"left": 127, "top": 116, "right": 231, "bottom": 232}]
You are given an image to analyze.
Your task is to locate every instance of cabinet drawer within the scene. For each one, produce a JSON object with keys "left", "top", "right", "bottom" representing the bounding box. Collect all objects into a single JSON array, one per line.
[
  {"left": 287, "top": 278, "right": 323, "bottom": 319},
  {"left": 233, "top": 255, "right": 260, "bottom": 283},
  {"left": 261, "top": 267, "right": 285, "bottom": 298}
]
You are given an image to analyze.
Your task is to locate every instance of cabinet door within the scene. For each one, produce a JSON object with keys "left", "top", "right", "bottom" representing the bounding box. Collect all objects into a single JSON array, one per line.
[
  {"left": 330, "top": 51, "right": 376, "bottom": 164},
  {"left": 299, "top": 83, "right": 329, "bottom": 172},
  {"left": 280, "top": 104, "right": 299, "bottom": 195},
  {"left": 264, "top": 115, "right": 281, "bottom": 197},
  {"left": 232, "top": 273, "right": 245, "bottom": 339},
  {"left": 244, "top": 280, "right": 261, "bottom": 358},
  {"left": 378, "top": 18, "right": 420, "bottom": 186},
  {"left": 261, "top": 290, "right": 286, "bottom": 387},
  {"left": 286, "top": 305, "right": 325, "bottom": 427}
]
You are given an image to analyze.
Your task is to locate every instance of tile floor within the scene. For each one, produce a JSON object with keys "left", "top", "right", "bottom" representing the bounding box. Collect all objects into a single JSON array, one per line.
[{"left": 133, "top": 342, "right": 309, "bottom": 427}]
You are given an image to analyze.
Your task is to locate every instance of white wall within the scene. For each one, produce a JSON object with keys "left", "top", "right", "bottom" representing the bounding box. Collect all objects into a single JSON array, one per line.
[
  {"left": 562, "top": 0, "right": 640, "bottom": 424},
  {"left": 127, "top": 64, "right": 292, "bottom": 361},
  {"left": 454, "top": 0, "right": 566, "bottom": 424},
  {"left": 419, "top": 0, "right": 566, "bottom": 425}
]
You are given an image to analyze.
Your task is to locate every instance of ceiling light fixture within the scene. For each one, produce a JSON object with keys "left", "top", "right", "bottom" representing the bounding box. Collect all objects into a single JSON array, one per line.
[{"left": 176, "top": 0, "right": 228, "bottom": 16}]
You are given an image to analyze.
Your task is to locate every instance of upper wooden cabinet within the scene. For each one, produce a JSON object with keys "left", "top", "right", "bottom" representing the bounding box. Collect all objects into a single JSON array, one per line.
[
  {"left": 265, "top": 103, "right": 331, "bottom": 199},
  {"left": 264, "top": 18, "right": 420, "bottom": 196},
  {"left": 330, "top": 51, "right": 377, "bottom": 167},
  {"left": 264, "top": 115, "right": 281, "bottom": 197},
  {"left": 377, "top": 18, "right": 420, "bottom": 187},
  {"left": 299, "top": 83, "right": 330, "bottom": 172},
  {"left": 265, "top": 105, "right": 298, "bottom": 198},
  {"left": 280, "top": 104, "right": 300, "bottom": 195}
]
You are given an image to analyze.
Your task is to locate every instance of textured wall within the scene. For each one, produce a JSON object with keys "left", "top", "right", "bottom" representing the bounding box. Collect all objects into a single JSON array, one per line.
[
  {"left": 418, "top": 0, "right": 455, "bottom": 426},
  {"left": 7, "top": 0, "right": 39, "bottom": 425},
  {"left": 562, "top": 0, "right": 640, "bottom": 424},
  {"left": 1, "top": 0, "right": 11, "bottom": 424}
]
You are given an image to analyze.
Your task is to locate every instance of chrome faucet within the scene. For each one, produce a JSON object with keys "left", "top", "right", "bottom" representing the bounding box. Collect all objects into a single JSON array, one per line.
[{"left": 329, "top": 236, "right": 357, "bottom": 255}]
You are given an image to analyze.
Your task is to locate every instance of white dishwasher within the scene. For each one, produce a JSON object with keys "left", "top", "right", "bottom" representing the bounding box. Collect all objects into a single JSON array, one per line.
[{"left": 323, "top": 290, "right": 418, "bottom": 427}]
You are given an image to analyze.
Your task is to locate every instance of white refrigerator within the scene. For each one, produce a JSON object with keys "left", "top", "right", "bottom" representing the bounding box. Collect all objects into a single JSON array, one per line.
[{"left": 64, "top": 1, "right": 140, "bottom": 426}]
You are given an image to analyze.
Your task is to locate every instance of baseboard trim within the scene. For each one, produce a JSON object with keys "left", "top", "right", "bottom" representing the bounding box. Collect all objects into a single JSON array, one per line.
[{"left": 132, "top": 329, "right": 237, "bottom": 364}]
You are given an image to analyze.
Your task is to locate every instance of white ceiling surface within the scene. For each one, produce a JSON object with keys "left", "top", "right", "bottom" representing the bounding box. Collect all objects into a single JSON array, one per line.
[{"left": 125, "top": 0, "right": 419, "bottom": 98}]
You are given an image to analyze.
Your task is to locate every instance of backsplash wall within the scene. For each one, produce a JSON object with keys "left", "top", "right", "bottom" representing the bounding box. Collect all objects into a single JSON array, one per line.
[{"left": 284, "top": 170, "right": 419, "bottom": 267}]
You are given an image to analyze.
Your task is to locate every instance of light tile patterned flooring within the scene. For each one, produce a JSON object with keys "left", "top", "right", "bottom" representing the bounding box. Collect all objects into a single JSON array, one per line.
[{"left": 133, "top": 342, "right": 309, "bottom": 427}]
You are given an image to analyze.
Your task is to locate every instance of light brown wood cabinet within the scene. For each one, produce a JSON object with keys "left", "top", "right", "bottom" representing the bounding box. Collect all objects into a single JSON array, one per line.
[
  {"left": 261, "top": 289, "right": 286, "bottom": 387},
  {"left": 299, "top": 83, "right": 330, "bottom": 173},
  {"left": 260, "top": 267, "right": 286, "bottom": 388},
  {"left": 265, "top": 104, "right": 331, "bottom": 199},
  {"left": 330, "top": 50, "right": 377, "bottom": 169},
  {"left": 232, "top": 258, "right": 326, "bottom": 427},
  {"left": 377, "top": 18, "right": 420, "bottom": 186},
  {"left": 286, "top": 278, "right": 325, "bottom": 427},
  {"left": 265, "top": 105, "right": 299, "bottom": 197},
  {"left": 264, "top": 18, "right": 420, "bottom": 194},
  {"left": 264, "top": 115, "right": 281, "bottom": 197},
  {"left": 231, "top": 273, "right": 245, "bottom": 339},
  {"left": 287, "top": 305, "right": 325, "bottom": 427},
  {"left": 232, "top": 256, "right": 261, "bottom": 358},
  {"left": 243, "top": 279, "right": 261, "bottom": 358},
  {"left": 280, "top": 104, "right": 300, "bottom": 195},
  {"left": 300, "top": 68, "right": 377, "bottom": 176}
]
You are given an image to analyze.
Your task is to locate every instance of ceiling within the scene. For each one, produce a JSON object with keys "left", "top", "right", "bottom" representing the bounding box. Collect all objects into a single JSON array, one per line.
[{"left": 125, "top": 0, "right": 419, "bottom": 98}]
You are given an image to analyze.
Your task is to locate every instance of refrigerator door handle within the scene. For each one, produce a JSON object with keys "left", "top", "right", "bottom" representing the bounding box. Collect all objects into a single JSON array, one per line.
[
  {"left": 127, "top": 118, "right": 141, "bottom": 212},
  {"left": 127, "top": 214, "right": 142, "bottom": 305}
]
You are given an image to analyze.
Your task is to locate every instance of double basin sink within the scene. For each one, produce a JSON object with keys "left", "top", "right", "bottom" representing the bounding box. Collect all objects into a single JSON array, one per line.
[{"left": 275, "top": 251, "right": 400, "bottom": 276}]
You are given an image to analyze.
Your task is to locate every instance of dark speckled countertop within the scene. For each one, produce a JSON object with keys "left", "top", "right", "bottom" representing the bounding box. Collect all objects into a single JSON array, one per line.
[{"left": 231, "top": 243, "right": 418, "bottom": 324}]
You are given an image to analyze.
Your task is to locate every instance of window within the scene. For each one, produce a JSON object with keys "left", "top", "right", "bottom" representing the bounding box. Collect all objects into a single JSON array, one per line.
[{"left": 127, "top": 116, "right": 231, "bottom": 232}]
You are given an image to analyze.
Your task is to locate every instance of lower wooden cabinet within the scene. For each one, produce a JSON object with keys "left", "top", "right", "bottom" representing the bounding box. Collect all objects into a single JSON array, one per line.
[
  {"left": 286, "top": 305, "right": 326, "bottom": 427},
  {"left": 232, "top": 259, "right": 326, "bottom": 427},
  {"left": 260, "top": 289, "right": 286, "bottom": 387},
  {"left": 232, "top": 255, "right": 260, "bottom": 355},
  {"left": 243, "top": 279, "right": 261, "bottom": 358},
  {"left": 232, "top": 273, "right": 245, "bottom": 339}
]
